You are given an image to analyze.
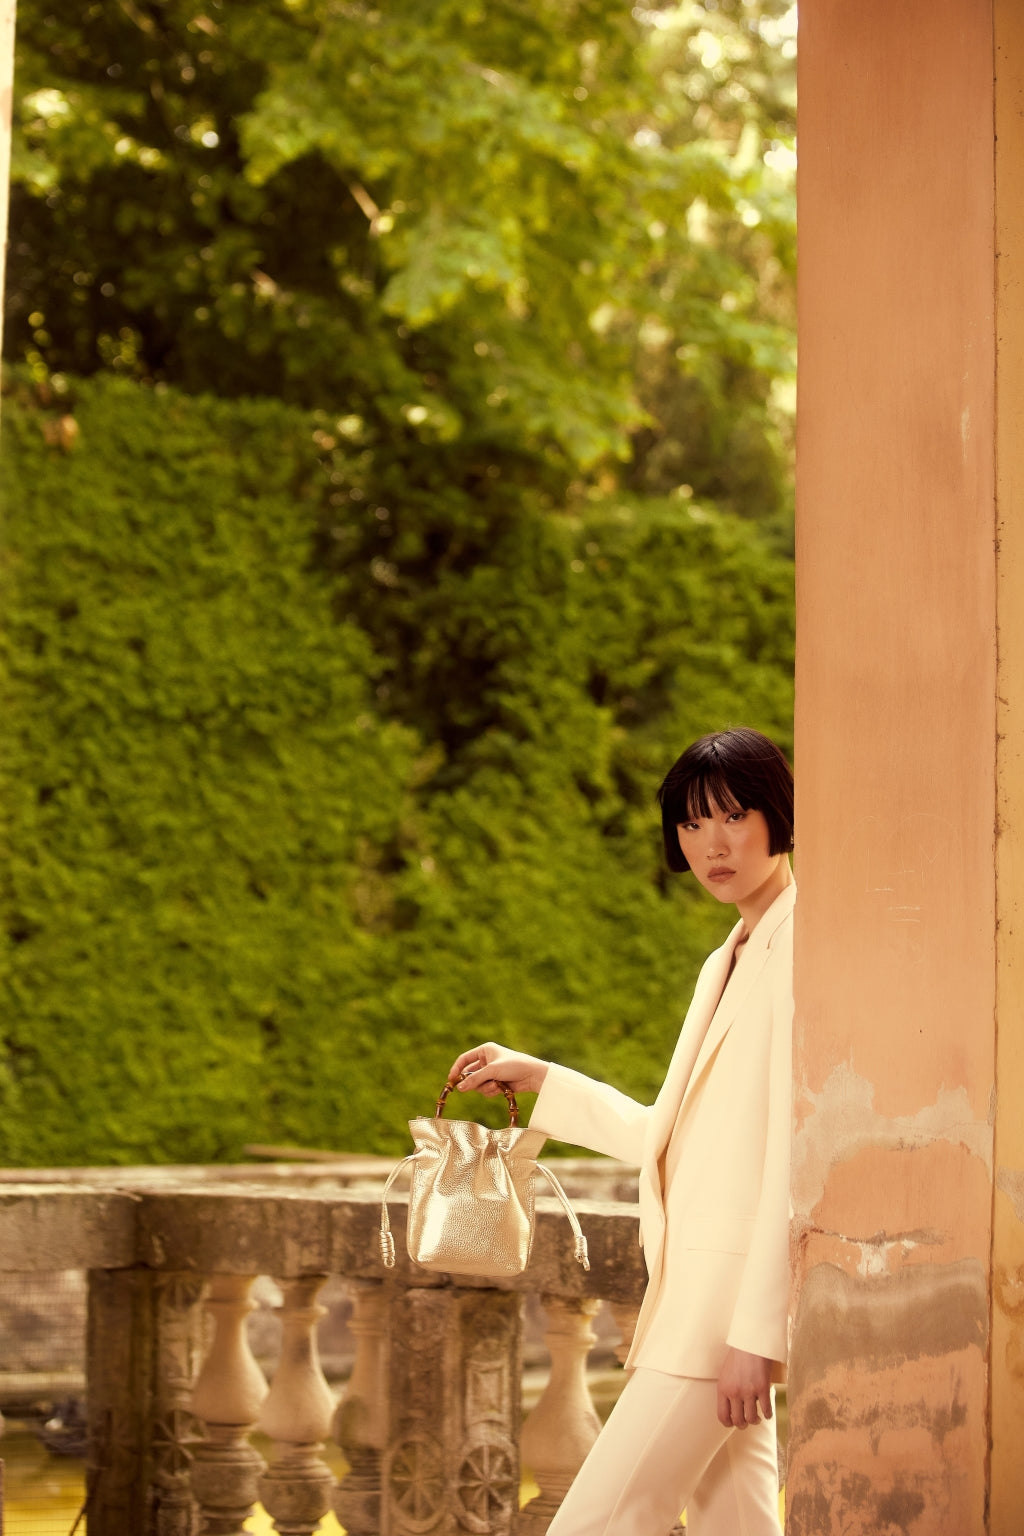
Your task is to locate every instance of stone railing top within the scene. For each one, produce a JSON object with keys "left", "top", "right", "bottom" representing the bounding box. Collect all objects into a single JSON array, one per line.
[
  {"left": 0, "top": 1169, "right": 645, "bottom": 1300},
  {"left": 0, "top": 1153, "right": 639, "bottom": 1199},
  {"left": 0, "top": 1183, "right": 140, "bottom": 1270}
]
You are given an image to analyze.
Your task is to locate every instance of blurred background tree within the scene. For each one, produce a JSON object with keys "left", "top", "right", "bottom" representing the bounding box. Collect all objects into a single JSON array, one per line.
[{"left": 1, "top": 0, "right": 796, "bottom": 1163}]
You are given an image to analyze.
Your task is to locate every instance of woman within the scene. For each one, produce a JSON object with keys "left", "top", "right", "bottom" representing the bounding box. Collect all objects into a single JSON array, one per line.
[{"left": 449, "top": 727, "right": 794, "bottom": 1536}]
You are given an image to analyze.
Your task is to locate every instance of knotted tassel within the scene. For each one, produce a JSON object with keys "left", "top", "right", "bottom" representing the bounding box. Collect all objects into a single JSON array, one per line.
[
  {"left": 377, "top": 1154, "right": 417, "bottom": 1269},
  {"left": 535, "top": 1162, "right": 591, "bottom": 1272}
]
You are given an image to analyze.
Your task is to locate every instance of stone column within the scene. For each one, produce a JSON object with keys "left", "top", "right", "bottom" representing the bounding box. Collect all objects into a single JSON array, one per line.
[
  {"left": 606, "top": 1300, "right": 640, "bottom": 1370},
  {"left": 383, "top": 1286, "right": 521, "bottom": 1536},
  {"left": 791, "top": 1, "right": 1024, "bottom": 1530},
  {"left": 87, "top": 1268, "right": 204, "bottom": 1536},
  {"left": 257, "top": 1274, "right": 337, "bottom": 1536},
  {"left": 333, "top": 1280, "right": 388, "bottom": 1536},
  {"left": 190, "top": 1274, "right": 268, "bottom": 1534}
]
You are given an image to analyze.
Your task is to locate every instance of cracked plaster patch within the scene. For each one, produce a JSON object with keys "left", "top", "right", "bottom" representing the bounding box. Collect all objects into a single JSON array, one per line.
[{"left": 792, "top": 1061, "right": 993, "bottom": 1215}]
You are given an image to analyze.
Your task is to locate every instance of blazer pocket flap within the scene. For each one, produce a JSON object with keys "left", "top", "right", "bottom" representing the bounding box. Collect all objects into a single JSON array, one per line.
[{"left": 681, "top": 1213, "right": 755, "bottom": 1253}]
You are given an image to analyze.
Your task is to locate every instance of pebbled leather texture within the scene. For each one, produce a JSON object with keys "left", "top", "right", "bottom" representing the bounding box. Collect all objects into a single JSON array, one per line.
[
  {"left": 378, "top": 1107, "right": 590, "bottom": 1277},
  {"left": 406, "top": 1118, "right": 548, "bottom": 1277}
]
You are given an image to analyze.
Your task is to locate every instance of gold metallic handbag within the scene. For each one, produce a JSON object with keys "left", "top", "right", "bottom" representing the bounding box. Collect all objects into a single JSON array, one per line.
[{"left": 378, "top": 1079, "right": 590, "bottom": 1278}]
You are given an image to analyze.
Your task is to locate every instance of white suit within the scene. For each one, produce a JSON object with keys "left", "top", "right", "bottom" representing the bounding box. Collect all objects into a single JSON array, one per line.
[{"left": 529, "top": 883, "right": 795, "bottom": 1535}]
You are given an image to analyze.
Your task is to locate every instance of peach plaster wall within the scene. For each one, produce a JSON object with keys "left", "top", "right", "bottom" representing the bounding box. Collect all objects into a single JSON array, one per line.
[
  {"left": 790, "top": 1, "right": 1001, "bottom": 1532},
  {"left": 991, "top": 1, "right": 1024, "bottom": 1530}
]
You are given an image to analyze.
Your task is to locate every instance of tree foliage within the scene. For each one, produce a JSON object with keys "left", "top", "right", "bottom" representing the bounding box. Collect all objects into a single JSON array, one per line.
[
  {"left": 0, "top": 374, "right": 792, "bottom": 1164},
  {"left": 8, "top": 0, "right": 796, "bottom": 513},
  {"left": 1, "top": 1, "right": 797, "bottom": 1164}
]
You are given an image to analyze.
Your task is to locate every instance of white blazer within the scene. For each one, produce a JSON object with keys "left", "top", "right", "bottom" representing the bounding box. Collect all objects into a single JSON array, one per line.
[{"left": 530, "top": 883, "right": 794, "bottom": 1379}]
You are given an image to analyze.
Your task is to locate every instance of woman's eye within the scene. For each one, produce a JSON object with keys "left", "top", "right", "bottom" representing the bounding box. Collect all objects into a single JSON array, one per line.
[{"left": 726, "top": 811, "right": 746, "bottom": 822}]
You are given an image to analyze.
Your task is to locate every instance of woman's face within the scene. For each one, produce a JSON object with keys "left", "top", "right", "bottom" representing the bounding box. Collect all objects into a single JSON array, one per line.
[{"left": 675, "top": 799, "right": 786, "bottom": 914}]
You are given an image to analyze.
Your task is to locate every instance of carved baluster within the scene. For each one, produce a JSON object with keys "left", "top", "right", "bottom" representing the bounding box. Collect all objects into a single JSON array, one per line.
[
  {"left": 332, "top": 1281, "right": 387, "bottom": 1536},
  {"left": 190, "top": 1274, "right": 268, "bottom": 1535},
  {"left": 152, "top": 1273, "right": 207, "bottom": 1536},
  {"left": 87, "top": 1268, "right": 205, "bottom": 1536},
  {"left": 257, "top": 1274, "right": 337, "bottom": 1536},
  {"left": 607, "top": 1300, "right": 641, "bottom": 1369},
  {"left": 519, "top": 1295, "right": 602, "bottom": 1536},
  {"left": 379, "top": 1284, "right": 521, "bottom": 1536}
]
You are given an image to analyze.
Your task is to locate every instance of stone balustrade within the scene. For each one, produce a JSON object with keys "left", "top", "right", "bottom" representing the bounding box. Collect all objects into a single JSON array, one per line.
[{"left": 0, "top": 1169, "right": 645, "bottom": 1535}]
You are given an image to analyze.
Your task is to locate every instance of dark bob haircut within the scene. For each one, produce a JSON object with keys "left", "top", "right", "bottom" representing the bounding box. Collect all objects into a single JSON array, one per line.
[{"left": 656, "top": 727, "right": 794, "bottom": 873}]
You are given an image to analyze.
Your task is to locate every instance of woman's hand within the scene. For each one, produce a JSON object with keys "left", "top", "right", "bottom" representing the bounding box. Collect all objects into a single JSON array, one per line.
[
  {"left": 716, "top": 1348, "right": 773, "bottom": 1430},
  {"left": 448, "top": 1042, "right": 549, "bottom": 1097}
]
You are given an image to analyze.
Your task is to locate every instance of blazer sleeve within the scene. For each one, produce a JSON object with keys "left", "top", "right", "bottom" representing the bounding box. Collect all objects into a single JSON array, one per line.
[
  {"left": 529, "top": 1062, "right": 650, "bottom": 1165},
  {"left": 725, "top": 925, "right": 794, "bottom": 1365}
]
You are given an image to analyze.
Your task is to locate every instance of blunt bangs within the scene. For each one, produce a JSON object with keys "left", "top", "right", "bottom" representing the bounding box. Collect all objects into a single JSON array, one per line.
[
  {"left": 657, "top": 728, "right": 794, "bottom": 873},
  {"left": 681, "top": 769, "right": 744, "bottom": 824}
]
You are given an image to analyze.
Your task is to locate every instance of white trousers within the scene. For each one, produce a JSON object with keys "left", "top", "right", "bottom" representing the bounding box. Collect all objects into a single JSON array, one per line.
[{"left": 544, "top": 1369, "right": 782, "bottom": 1536}]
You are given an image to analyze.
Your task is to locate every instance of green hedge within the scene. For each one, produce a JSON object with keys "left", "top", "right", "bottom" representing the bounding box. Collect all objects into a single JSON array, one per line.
[{"left": 0, "top": 375, "right": 793, "bottom": 1164}]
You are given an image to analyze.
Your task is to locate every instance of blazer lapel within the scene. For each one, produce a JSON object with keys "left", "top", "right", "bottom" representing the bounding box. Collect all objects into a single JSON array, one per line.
[
  {"left": 681, "top": 881, "right": 797, "bottom": 1110},
  {"left": 681, "top": 940, "right": 770, "bottom": 1105},
  {"left": 636, "top": 882, "right": 796, "bottom": 1280},
  {"left": 644, "top": 920, "right": 745, "bottom": 1167}
]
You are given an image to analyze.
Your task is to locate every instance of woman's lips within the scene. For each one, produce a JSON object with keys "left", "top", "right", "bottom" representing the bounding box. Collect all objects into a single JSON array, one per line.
[{"left": 707, "top": 868, "right": 735, "bottom": 882}]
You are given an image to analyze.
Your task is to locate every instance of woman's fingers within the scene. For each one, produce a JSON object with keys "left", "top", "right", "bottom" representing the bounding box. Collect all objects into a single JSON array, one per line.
[
  {"left": 448, "top": 1047, "right": 483, "bottom": 1082},
  {"left": 447, "top": 1042, "right": 507, "bottom": 1093},
  {"left": 717, "top": 1394, "right": 764, "bottom": 1430},
  {"left": 447, "top": 1043, "right": 547, "bottom": 1096},
  {"left": 716, "top": 1349, "right": 773, "bottom": 1430},
  {"left": 448, "top": 1041, "right": 501, "bottom": 1085},
  {"left": 718, "top": 1396, "right": 745, "bottom": 1428},
  {"left": 460, "top": 1057, "right": 518, "bottom": 1093}
]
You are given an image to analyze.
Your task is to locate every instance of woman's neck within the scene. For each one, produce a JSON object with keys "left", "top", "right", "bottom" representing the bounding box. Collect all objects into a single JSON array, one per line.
[{"left": 734, "top": 858, "right": 794, "bottom": 936}]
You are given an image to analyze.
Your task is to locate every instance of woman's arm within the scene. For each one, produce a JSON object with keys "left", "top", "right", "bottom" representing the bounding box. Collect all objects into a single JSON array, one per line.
[
  {"left": 530, "top": 1062, "right": 650, "bottom": 1164},
  {"left": 448, "top": 1044, "right": 650, "bottom": 1164}
]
